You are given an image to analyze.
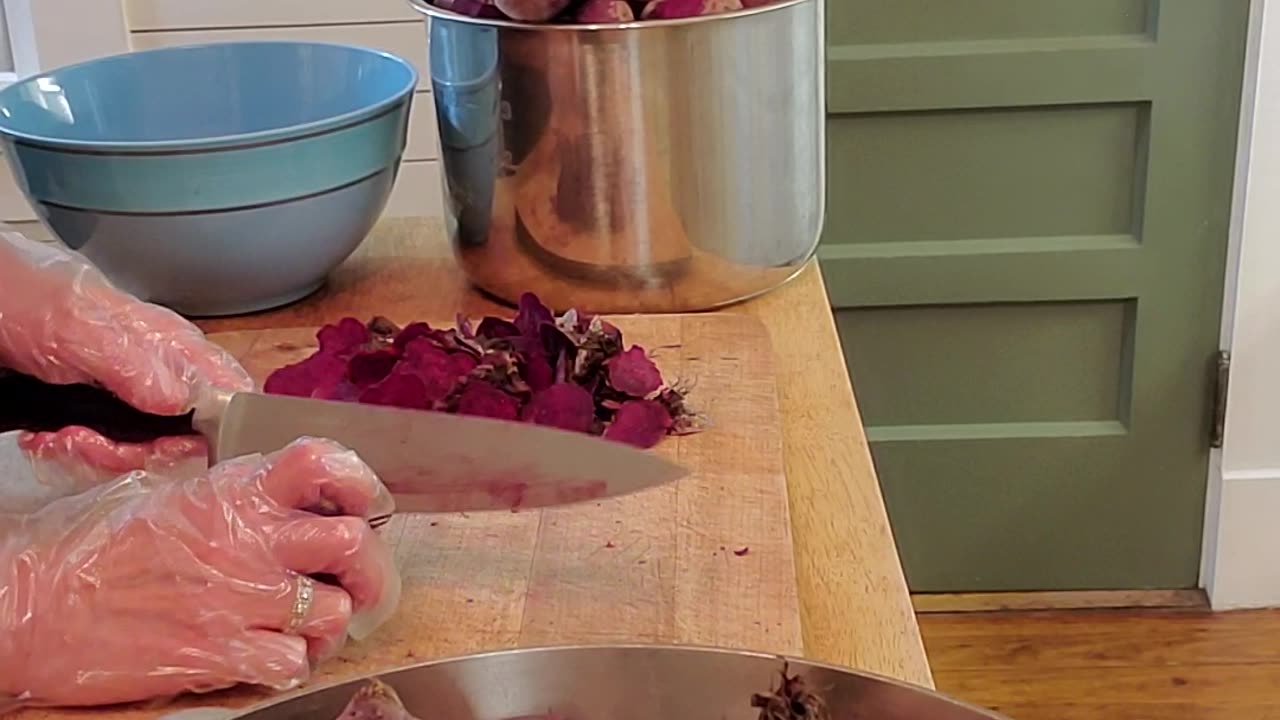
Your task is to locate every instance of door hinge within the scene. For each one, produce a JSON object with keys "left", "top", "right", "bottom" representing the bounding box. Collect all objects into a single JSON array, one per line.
[{"left": 1211, "top": 350, "right": 1230, "bottom": 449}]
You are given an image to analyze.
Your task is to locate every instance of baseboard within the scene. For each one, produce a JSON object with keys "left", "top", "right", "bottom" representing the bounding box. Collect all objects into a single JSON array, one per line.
[
  {"left": 1202, "top": 468, "right": 1280, "bottom": 609},
  {"left": 912, "top": 589, "right": 1208, "bottom": 613}
]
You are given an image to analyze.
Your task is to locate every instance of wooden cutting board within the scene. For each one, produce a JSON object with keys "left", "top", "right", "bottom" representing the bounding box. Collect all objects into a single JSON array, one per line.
[{"left": 18, "top": 313, "right": 801, "bottom": 720}]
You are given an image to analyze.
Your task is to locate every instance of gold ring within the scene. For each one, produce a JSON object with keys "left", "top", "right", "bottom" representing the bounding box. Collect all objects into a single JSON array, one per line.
[{"left": 286, "top": 575, "right": 315, "bottom": 634}]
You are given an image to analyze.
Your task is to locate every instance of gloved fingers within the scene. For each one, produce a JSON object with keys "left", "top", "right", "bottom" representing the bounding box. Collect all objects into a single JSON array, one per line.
[
  {"left": 257, "top": 438, "right": 395, "bottom": 519},
  {"left": 222, "top": 630, "right": 311, "bottom": 692},
  {"left": 261, "top": 576, "right": 353, "bottom": 661},
  {"left": 269, "top": 516, "right": 392, "bottom": 616},
  {"left": 57, "top": 300, "right": 253, "bottom": 417},
  {"left": 18, "top": 427, "right": 208, "bottom": 495}
]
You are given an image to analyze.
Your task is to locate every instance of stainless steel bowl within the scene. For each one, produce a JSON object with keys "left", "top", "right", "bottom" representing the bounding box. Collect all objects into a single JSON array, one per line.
[
  {"left": 230, "top": 645, "right": 1007, "bottom": 720},
  {"left": 409, "top": 1, "right": 826, "bottom": 313}
]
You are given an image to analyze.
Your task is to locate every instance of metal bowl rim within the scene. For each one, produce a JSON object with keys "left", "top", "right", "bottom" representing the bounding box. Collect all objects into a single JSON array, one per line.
[
  {"left": 407, "top": 0, "right": 812, "bottom": 32},
  {"left": 230, "top": 643, "right": 1009, "bottom": 720}
]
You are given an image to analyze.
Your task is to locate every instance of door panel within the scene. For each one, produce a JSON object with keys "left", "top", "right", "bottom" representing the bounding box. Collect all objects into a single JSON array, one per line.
[{"left": 823, "top": 0, "right": 1250, "bottom": 591}]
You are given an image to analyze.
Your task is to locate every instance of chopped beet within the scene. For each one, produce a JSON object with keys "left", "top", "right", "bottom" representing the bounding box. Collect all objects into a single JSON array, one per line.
[
  {"left": 433, "top": 0, "right": 506, "bottom": 18},
  {"left": 522, "top": 350, "right": 555, "bottom": 392},
  {"left": 393, "top": 322, "right": 434, "bottom": 351},
  {"left": 522, "top": 383, "right": 595, "bottom": 432},
  {"left": 262, "top": 292, "right": 703, "bottom": 448},
  {"left": 401, "top": 339, "right": 464, "bottom": 403},
  {"left": 449, "top": 352, "right": 479, "bottom": 377},
  {"left": 606, "top": 346, "right": 663, "bottom": 397},
  {"left": 752, "top": 666, "right": 829, "bottom": 720},
  {"left": 734, "top": 546, "right": 750, "bottom": 556},
  {"left": 515, "top": 292, "right": 554, "bottom": 338},
  {"left": 358, "top": 367, "right": 432, "bottom": 410},
  {"left": 456, "top": 382, "right": 521, "bottom": 421},
  {"left": 494, "top": 0, "right": 571, "bottom": 21},
  {"left": 263, "top": 352, "right": 347, "bottom": 398},
  {"left": 642, "top": 0, "right": 742, "bottom": 18},
  {"left": 477, "top": 316, "right": 521, "bottom": 340},
  {"left": 576, "top": 0, "right": 635, "bottom": 21},
  {"left": 603, "top": 399, "right": 673, "bottom": 448},
  {"left": 348, "top": 349, "right": 401, "bottom": 387},
  {"left": 317, "top": 318, "right": 371, "bottom": 357}
]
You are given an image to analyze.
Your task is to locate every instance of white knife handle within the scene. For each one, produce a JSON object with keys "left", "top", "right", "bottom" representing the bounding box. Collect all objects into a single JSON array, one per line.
[{"left": 193, "top": 387, "right": 233, "bottom": 464}]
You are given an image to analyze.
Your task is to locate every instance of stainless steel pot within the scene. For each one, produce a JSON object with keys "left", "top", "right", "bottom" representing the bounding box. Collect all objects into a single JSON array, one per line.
[
  {"left": 229, "top": 645, "right": 1007, "bottom": 720},
  {"left": 409, "top": 1, "right": 826, "bottom": 313}
]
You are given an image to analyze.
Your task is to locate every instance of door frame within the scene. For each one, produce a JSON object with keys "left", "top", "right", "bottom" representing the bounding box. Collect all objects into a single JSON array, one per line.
[{"left": 1203, "top": 0, "right": 1280, "bottom": 609}]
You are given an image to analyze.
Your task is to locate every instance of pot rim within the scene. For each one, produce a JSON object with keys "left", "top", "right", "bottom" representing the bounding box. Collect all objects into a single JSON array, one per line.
[{"left": 408, "top": 0, "right": 812, "bottom": 31}]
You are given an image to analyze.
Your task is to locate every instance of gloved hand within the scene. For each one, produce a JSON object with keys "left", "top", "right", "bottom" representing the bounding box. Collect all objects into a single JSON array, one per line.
[
  {"left": 0, "top": 437, "right": 400, "bottom": 709},
  {"left": 0, "top": 227, "right": 252, "bottom": 496}
]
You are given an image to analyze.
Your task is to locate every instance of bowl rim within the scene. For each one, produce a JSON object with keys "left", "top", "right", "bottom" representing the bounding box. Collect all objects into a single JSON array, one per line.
[
  {"left": 408, "top": 0, "right": 812, "bottom": 31},
  {"left": 0, "top": 40, "right": 419, "bottom": 154}
]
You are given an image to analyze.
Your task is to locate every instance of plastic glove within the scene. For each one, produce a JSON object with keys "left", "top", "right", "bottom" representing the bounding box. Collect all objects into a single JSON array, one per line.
[
  {"left": 0, "top": 227, "right": 252, "bottom": 497},
  {"left": 0, "top": 437, "right": 400, "bottom": 709}
]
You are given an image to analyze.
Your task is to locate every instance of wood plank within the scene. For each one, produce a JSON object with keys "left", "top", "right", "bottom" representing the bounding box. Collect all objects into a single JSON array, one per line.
[
  {"left": 913, "top": 589, "right": 1207, "bottom": 613},
  {"left": 126, "top": 0, "right": 419, "bottom": 30},
  {"left": 922, "top": 607, "right": 1280, "bottom": 720},
  {"left": 937, "top": 664, "right": 1280, "bottom": 719},
  {"left": 130, "top": 22, "right": 429, "bottom": 80}
]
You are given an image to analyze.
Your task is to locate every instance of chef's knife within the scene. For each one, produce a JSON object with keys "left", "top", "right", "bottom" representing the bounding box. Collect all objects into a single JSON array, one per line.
[{"left": 0, "top": 372, "right": 687, "bottom": 514}]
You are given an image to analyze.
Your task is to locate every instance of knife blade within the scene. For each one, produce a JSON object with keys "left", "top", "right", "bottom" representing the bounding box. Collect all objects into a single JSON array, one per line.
[{"left": 0, "top": 372, "right": 688, "bottom": 513}]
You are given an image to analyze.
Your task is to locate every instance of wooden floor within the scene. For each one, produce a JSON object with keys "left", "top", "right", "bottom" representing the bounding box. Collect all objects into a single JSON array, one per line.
[{"left": 920, "top": 607, "right": 1280, "bottom": 720}]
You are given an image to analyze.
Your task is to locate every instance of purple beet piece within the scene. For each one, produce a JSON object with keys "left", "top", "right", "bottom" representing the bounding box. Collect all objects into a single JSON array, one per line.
[
  {"left": 402, "top": 339, "right": 466, "bottom": 402},
  {"left": 494, "top": 0, "right": 572, "bottom": 21},
  {"left": 316, "top": 318, "right": 371, "bottom": 357},
  {"left": 358, "top": 367, "right": 432, "bottom": 410},
  {"left": 449, "top": 352, "right": 479, "bottom": 378},
  {"left": 393, "top": 322, "right": 434, "bottom": 351},
  {"left": 348, "top": 349, "right": 401, "bottom": 387},
  {"left": 514, "top": 292, "right": 554, "bottom": 338},
  {"left": 606, "top": 346, "right": 663, "bottom": 397},
  {"left": 522, "top": 350, "right": 555, "bottom": 392},
  {"left": 642, "top": 0, "right": 741, "bottom": 18},
  {"left": 604, "top": 399, "right": 673, "bottom": 449},
  {"left": 576, "top": 0, "right": 635, "bottom": 21},
  {"left": 434, "top": 0, "right": 506, "bottom": 17},
  {"left": 264, "top": 352, "right": 348, "bottom": 398},
  {"left": 477, "top": 316, "right": 522, "bottom": 340},
  {"left": 456, "top": 382, "right": 521, "bottom": 421},
  {"left": 521, "top": 383, "right": 595, "bottom": 433}
]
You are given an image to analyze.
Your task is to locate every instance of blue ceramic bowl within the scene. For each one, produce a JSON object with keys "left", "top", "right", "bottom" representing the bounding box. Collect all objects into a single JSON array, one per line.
[{"left": 0, "top": 41, "right": 418, "bottom": 316}]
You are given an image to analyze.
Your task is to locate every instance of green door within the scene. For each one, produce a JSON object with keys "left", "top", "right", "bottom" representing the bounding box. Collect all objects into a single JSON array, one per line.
[{"left": 822, "top": 0, "right": 1250, "bottom": 591}]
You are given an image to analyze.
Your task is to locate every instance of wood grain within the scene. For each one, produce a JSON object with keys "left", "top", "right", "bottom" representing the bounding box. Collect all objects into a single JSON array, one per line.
[
  {"left": 191, "top": 217, "right": 929, "bottom": 687},
  {"left": 924, "top": 608, "right": 1280, "bottom": 720},
  {"left": 195, "top": 217, "right": 928, "bottom": 686}
]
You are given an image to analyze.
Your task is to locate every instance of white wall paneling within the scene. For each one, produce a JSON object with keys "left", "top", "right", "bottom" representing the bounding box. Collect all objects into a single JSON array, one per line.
[
  {"left": 3, "top": 0, "right": 130, "bottom": 76},
  {"left": 129, "top": 22, "right": 431, "bottom": 79},
  {"left": 125, "top": 0, "right": 420, "bottom": 30}
]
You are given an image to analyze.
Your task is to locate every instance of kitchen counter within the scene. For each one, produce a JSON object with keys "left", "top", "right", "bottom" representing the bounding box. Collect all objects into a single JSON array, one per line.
[{"left": 198, "top": 217, "right": 931, "bottom": 688}]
